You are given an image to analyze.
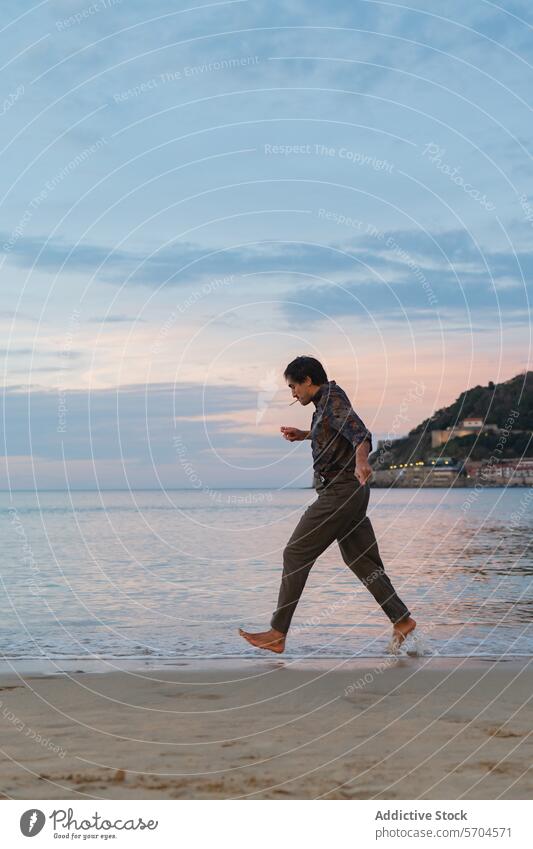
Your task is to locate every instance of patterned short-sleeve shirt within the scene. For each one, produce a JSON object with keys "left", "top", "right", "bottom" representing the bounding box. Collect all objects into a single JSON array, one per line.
[{"left": 309, "top": 380, "right": 373, "bottom": 477}]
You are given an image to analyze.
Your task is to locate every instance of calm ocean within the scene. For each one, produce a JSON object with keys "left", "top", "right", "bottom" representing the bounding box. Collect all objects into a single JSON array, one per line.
[{"left": 1, "top": 487, "right": 532, "bottom": 659}]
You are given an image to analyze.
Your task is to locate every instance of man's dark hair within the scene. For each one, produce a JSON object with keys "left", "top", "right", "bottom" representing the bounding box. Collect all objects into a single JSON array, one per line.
[{"left": 284, "top": 356, "right": 328, "bottom": 386}]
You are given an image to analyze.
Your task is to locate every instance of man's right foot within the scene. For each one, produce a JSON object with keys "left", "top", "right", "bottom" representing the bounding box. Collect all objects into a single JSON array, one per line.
[
  {"left": 388, "top": 616, "right": 417, "bottom": 653},
  {"left": 238, "top": 627, "right": 286, "bottom": 654},
  {"left": 393, "top": 616, "right": 417, "bottom": 644}
]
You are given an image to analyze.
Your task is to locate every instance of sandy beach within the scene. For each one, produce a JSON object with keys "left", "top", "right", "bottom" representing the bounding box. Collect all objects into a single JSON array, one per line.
[{"left": 0, "top": 656, "right": 531, "bottom": 800}]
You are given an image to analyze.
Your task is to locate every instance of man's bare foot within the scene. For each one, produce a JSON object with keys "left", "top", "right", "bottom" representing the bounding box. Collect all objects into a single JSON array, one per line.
[
  {"left": 392, "top": 616, "right": 417, "bottom": 647},
  {"left": 238, "top": 627, "right": 286, "bottom": 654}
]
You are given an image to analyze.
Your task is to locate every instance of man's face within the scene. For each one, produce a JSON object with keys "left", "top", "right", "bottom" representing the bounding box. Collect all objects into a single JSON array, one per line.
[{"left": 286, "top": 376, "right": 316, "bottom": 405}]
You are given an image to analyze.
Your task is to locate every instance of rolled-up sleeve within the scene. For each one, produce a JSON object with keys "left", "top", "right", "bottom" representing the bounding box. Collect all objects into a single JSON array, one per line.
[{"left": 328, "top": 394, "right": 373, "bottom": 452}]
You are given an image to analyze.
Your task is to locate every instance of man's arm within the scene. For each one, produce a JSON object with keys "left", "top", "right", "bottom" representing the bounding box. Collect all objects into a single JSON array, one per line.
[
  {"left": 326, "top": 391, "right": 373, "bottom": 483},
  {"left": 328, "top": 396, "right": 373, "bottom": 452},
  {"left": 356, "top": 438, "right": 372, "bottom": 459},
  {"left": 355, "top": 438, "right": 373, "bottom": 484},
  {"left": 280, "top": 426, "right": 311, "bottom": 441}
]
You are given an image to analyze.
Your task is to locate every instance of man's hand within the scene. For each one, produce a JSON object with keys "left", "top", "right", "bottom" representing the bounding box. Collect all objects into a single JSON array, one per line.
[
  {"left": 355, "top": 439, "right": 373, "bottom": 485},
  {"left": 280, "top": 426, "right": 308, "bottom": 441}
]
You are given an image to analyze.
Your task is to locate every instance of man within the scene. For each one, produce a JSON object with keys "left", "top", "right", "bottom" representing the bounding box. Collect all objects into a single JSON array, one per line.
[{"left": 239, "top": 355, "right": 416, "bottom": 654}]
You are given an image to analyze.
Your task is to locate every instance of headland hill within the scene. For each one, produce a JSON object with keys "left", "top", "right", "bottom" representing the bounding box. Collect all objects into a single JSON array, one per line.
[{"left": 369, "top": 371, "right": 532, "bottom": 487}]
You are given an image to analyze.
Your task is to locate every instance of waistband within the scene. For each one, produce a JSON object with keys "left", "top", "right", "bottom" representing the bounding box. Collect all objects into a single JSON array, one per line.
[{"left": 317, "top": 470, "right": 357, "bottom": 487}]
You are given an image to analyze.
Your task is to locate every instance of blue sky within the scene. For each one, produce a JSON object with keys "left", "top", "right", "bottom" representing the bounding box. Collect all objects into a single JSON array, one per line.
[{"left": 1, "top": 0, "right": 531, "bottom": 489}]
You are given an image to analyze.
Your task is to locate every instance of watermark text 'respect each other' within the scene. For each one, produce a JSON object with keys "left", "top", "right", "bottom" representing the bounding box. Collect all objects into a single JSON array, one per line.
[
  {"left": 8, "top": 506, "right": 41, "bottom": 596},
  {"left": 57, "top": 307, "right": 82, "bottom": 434},
  {"left": 151, "top": 274, "right": 234, "bottom": 355},
  {"left": 461, "top": 408, "right": 520, "bottom": 511},
  {"left": 373, "top": 380, "right": 426, "bottom": 470},
  {"left": 1, "top": 700, "right": 66, "bottom": 758}
]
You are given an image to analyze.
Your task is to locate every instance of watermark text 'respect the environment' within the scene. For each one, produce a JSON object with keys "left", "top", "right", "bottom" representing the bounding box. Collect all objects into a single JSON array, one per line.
[{"left": 113, "top": 56, "right": 260, "bottom": 102}]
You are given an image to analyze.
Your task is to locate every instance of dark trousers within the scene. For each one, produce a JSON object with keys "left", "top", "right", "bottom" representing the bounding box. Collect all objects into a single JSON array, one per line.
[{"left": 270, "top": 475, "right": 410, "bottom": 634}]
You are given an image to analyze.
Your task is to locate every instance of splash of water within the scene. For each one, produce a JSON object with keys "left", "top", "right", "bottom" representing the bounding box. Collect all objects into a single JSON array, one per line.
[
  {"left": 386, "top": 628, "right": 433, "bottom": 656},
  {"left": 405, "top": 629, "right": 432, "bottom": 656}
]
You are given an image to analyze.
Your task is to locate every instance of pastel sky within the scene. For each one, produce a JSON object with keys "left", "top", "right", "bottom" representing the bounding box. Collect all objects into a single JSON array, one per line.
[{"left": 1, "top": 0, "right": 531, "bottom": 489}]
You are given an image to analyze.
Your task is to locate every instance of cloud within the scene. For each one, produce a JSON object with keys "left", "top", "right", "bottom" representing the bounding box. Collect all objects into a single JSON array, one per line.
[
  {"left": 87, "top": 314, "right": 146, "bottom": 323},
  {"left": 3, "top": 229, "right": 530, "bottom": 325},
  {"left": 280, "top": 279, "right": 531, "bottom": 325},
  {"left": 0, "top": 348, "right": 85, "bottom": 363},
  {"left": 1, "top": 0, "right": 530, "bottom": 494},
  {"left": 2, "top": 379, "right": 261, "bottom": 462},
  {"left": 1, "top": 378, "right": 305, "bottom": 488},
  {"left": 1, "top": 235, "right": 353, "bottom": 285}
]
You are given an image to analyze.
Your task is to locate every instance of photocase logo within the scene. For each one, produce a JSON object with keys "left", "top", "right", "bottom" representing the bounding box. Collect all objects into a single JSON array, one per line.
[
  {"left": 20, "top": 809, "right": 45, "bottom": 837},
  {"left": 256, "top": 369, "right": 279, "bottom": 424}
]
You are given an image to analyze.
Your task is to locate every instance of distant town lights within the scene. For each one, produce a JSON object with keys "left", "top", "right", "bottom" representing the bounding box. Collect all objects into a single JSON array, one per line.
[{"left": 390, "top": 460, "right": 426, "bottom": 469}]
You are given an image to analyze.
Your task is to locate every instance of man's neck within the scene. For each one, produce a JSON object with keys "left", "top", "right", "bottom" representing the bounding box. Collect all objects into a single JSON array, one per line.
[{"left": 311, "top": 381, "right": 329, "bottom": 405}]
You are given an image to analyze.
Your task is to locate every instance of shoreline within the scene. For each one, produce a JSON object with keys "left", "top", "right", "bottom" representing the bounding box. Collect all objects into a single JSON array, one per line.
[
  {"left": 2, "top": 483, "right": 531, "bottom": 491},
  {"left": 1, "top": 656, "right": 531, "bottom": 799},
  {"left": 1, "top": 654, "right": 531, "bottom": 680}
]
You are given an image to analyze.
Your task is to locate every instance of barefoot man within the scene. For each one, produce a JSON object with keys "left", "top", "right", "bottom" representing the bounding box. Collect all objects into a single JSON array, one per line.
[{"left": 239, "top": 356, "right": 416, "bottom": 654}]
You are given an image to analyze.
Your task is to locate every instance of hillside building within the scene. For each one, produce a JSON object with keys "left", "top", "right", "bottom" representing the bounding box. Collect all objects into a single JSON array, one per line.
[{"left": 430, "top": 418, "right": 499, "bottom": 447}]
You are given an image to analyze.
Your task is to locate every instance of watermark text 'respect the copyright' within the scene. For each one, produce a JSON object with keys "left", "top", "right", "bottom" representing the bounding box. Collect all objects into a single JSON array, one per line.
[{"left": 264, "top": 143, "right": 394, "bottom": 172}]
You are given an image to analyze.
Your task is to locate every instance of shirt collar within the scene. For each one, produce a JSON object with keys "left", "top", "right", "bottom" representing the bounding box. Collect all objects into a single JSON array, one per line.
[{"left": 312, "top": 380, "right": 335, "bottom": 406}]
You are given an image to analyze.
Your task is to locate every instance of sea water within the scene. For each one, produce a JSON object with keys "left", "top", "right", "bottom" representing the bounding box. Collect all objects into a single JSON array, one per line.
[{"left": 1, "top": 486, "right": 531, "bottom": 659}]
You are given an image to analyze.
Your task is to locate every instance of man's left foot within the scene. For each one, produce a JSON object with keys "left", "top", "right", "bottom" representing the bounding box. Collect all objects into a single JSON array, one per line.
[{"left": 238, "top": 627, "right": 286, "bottom": 654}]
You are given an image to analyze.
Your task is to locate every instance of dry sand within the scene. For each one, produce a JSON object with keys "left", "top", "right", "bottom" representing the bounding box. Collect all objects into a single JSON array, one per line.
[{"left": 0, "top": 657, "right": 531, "bottom": 800}]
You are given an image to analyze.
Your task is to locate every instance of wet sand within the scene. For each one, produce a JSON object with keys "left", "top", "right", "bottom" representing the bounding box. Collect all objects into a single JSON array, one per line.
[{"left": 0, "top": 656, "right": 531, "bottom": 799}]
